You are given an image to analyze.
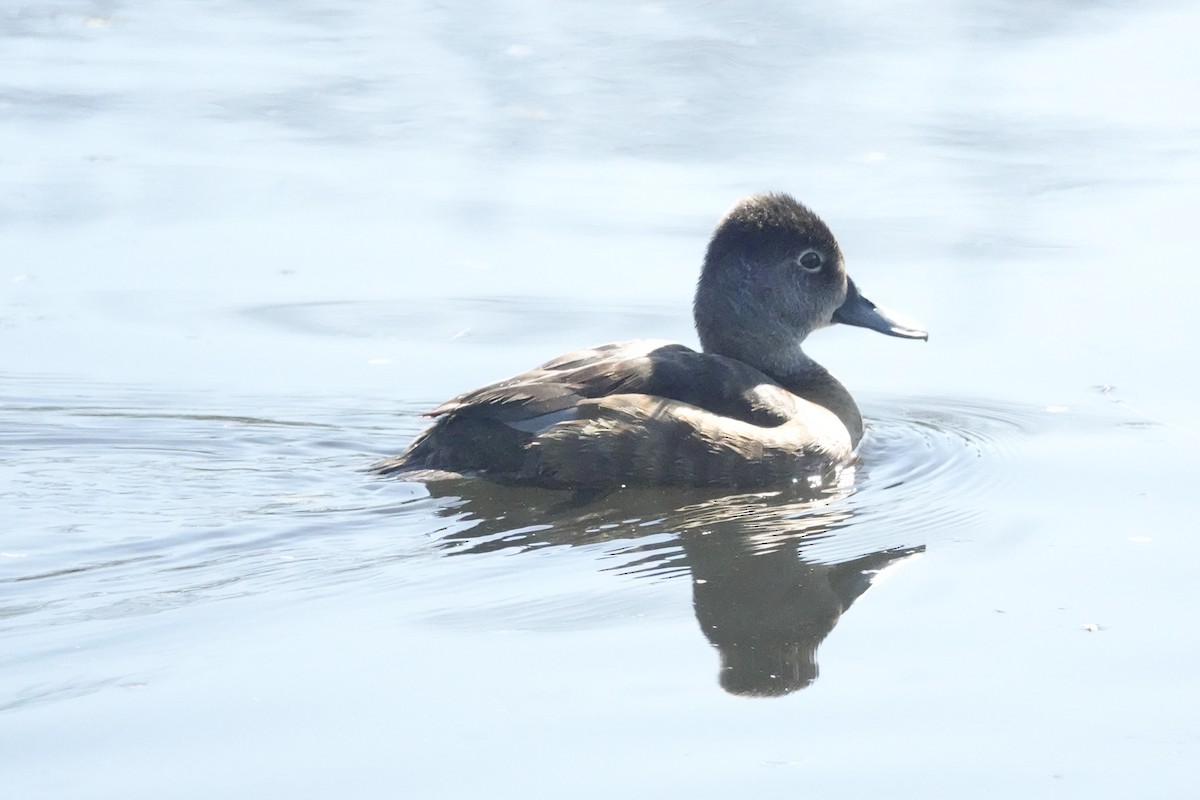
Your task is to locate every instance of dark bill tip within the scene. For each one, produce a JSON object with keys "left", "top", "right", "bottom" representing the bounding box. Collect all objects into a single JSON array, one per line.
[{"left": 832, "top": 278, "right": 928, "bottom": 341}]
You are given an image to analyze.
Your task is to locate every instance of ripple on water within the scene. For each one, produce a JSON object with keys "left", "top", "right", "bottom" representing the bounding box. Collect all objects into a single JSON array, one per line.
[
  {"left": 239, "top": 297, "right": 685, "bottom": 345},
  {"left": 0, "top": 386, "right": 431, "bottom": 640},
  {"left": 4, "top": 383, "right": 1080, "bottom": 614},
  {"left": 1, "top": 380, "right": 1097, "bottom": 648},
  {"left": 4, "top": 378, "right": 1127, "bottom": 704},
  {"left": 383, "top": 395, "right": 1086, "bottom": 696},
  {"left": 401, "top": 395, "right": 1090, "bottom": 589},
  {"left": 794, "top": 395, "right": 1061, "bottom": 565}
]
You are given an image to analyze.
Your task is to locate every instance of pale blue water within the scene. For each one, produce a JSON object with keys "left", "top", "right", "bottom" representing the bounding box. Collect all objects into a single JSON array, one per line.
[{"left": 4, "top": 1, "right": 1200, "bottom": 797}]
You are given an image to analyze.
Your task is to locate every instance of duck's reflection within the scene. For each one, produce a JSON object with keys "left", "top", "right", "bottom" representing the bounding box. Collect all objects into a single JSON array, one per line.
[
  {"left": 419, "top": 476, "right": 921, "bottom": 697},
  {"left": 684, "top": 526, "right": 916, "bottom": 696}
]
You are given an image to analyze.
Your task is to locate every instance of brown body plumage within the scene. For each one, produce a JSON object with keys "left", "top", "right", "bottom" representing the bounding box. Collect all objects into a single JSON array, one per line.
[{"left": 373, "top": 194, "right": 927, "bottom": 489}]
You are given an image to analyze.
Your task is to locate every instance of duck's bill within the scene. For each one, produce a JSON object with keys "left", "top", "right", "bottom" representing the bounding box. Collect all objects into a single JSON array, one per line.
[{"left": 833, "top": 278, "right": 928, "bottom": 340}]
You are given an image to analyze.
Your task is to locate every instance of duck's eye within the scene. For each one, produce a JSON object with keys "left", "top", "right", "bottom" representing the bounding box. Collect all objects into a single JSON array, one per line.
[{"left": 797, "top": 249, "right": 823, "bottom": 272}]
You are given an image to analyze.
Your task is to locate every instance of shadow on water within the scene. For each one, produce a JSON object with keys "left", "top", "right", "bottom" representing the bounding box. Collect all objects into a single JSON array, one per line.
[{"left": 414, "top": 475, "right": 921, "bottom": 698}]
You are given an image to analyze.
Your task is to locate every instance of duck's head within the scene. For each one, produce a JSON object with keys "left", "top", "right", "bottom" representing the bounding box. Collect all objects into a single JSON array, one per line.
[{"left": 694, "top": 193, "right": 926, "bottom": 375}]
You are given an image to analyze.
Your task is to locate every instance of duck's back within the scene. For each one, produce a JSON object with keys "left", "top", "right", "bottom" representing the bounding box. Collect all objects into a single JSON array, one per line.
[{"left": 372, "top": 340, "right": 854, "bottom": 489}]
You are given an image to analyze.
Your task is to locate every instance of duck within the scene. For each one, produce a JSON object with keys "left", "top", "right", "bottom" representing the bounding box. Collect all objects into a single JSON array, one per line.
[{"left": 372, "top": 192, "right": 927, "bottom": 489}]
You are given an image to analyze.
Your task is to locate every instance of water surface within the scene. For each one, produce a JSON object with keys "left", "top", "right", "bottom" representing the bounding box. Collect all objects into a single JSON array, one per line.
[{"left": 4, "top": 1, "right": 1199, "bottom": 797}]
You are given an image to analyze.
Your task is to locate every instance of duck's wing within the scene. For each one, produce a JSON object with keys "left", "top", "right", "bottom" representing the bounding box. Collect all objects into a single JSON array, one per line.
[
  {"left": 377, "top": 340, "right": 846, "bottom": 487},
  {"left": 427, "top": 340, "right": 795, "bottom": 429}
]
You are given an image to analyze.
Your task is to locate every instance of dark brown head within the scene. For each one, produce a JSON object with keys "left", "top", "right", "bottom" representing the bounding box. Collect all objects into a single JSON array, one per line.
[{"left": 693, "top": 193, "right": 926, "bottom": 377}]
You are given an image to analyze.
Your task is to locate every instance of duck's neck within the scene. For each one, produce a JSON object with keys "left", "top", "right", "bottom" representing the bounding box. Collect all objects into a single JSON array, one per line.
[{"left": 761, "top": 345, "right": 864, "bottom": 447}]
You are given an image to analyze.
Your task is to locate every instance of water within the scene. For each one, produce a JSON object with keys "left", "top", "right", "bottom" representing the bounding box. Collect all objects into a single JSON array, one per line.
[{"left": 4, "top": 1, "right": 1200, "bottom": 797}]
